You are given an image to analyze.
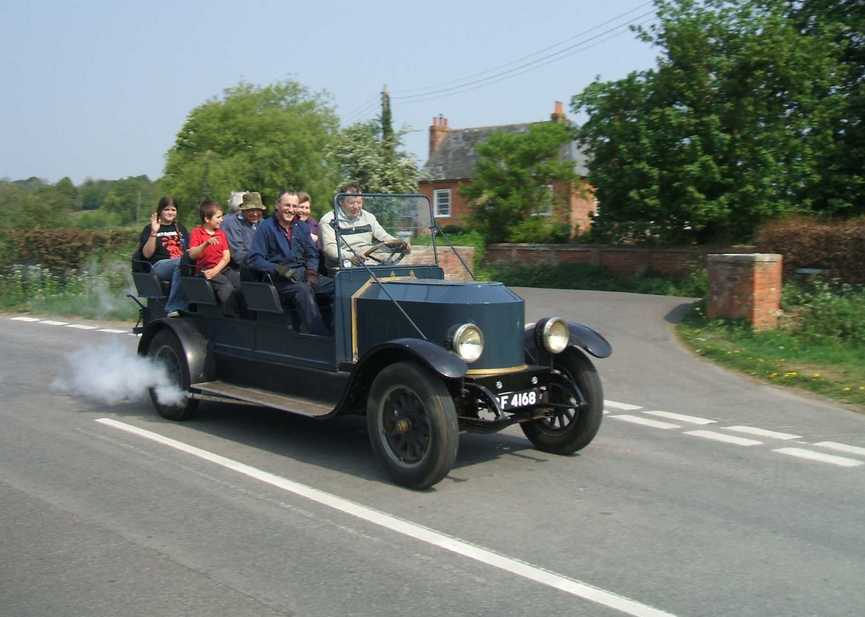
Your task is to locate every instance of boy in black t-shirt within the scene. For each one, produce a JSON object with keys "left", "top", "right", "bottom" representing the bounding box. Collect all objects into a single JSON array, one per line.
[{"left": 136, "top": 196, "right": 189, "bottom": 315}]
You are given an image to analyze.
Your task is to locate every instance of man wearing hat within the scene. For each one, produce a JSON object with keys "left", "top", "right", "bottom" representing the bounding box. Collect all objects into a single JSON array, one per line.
[{"left": 223, "top": 191, "right": 267, "bottom": 269}]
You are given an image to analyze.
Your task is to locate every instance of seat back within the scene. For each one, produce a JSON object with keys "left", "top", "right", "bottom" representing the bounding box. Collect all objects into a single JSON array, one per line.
[
  {"left": 241, "top": 281, "right": 284, "bottom": 314},
  {"left": 132, "top": 271, "right": 166, "bottom": 299},
  {"left": 180, "top": 276, "right": 217, "bottom": 305}
]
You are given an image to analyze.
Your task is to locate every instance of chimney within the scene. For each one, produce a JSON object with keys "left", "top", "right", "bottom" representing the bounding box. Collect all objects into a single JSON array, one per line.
[
  {"left": 551, "top": 100, "right": 567, "bottom": 124},
  {"left": 429, "top": 114, "right": 449, "bottom": 157}
]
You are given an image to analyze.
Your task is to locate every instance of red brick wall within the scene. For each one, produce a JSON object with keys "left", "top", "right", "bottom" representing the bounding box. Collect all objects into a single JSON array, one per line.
[
  {"left": 484, "top": 244, "right": 723, "bottom": 278},
  {"left": 404, "top": 245, "right": 476, "bottom": 281}
]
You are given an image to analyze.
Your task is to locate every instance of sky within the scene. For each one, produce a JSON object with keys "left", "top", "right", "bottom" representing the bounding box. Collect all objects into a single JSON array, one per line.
[{"left": 0, "top": 0, "right": 659, "bottom": 185}]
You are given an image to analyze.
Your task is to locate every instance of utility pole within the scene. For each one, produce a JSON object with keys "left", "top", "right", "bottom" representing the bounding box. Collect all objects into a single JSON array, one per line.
[{"left": 136, "top": 190, "right": 141, "bottom": 223}]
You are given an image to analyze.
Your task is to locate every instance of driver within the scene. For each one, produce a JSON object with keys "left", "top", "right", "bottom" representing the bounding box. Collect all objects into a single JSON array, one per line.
[{"left": 320, "top": 183, "right": 410, "bottom": 270}]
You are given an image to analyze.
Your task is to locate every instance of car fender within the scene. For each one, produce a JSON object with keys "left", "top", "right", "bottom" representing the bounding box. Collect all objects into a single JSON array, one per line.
[
  {"left": 336, "top": 338, "right": 467, "bottom": 414},
  {"left": 356, "top": 338, "right": 468, "bottom": 380},
  {"left": 524, "top": 319, "right": 612, "bottom": 361},
  {"left": 137, "top": 318, "right": 211, "bottom": 384}
]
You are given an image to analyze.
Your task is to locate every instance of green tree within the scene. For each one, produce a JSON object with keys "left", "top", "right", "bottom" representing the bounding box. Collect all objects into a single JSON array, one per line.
[
  {"left": 0, "top": 182, "right": 60, "bottom": 228},
  {"left": 380, "top": 86, "right": 395, "bottom": 158},
  {"left": 774, "top": 0, "right": 865, "bottom": 214},
  {"left": 460, "top": 122, "right": 576, "bottom": 243},
  {"left": 332, "top": 120, "right": 419, "bottom": 195},
  {"left": 163, "top": 81, "right": 340, "bottom": 223},
  {"left": 54, "top": 177, "right": 79, "bottom": 210},
  {"left": 574, "top": 0, "right": 852, "bottom": 244},
  {"left": 79, "top": 178, "right": 113, "bottom": 210},
  {"left": 99, "top": 175, "right": 159, "bottom": 225}
]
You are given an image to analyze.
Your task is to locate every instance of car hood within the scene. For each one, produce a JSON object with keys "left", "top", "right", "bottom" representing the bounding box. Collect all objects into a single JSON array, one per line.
[{"left": 354, "top": 279, "right": 525, "bottom": 372}]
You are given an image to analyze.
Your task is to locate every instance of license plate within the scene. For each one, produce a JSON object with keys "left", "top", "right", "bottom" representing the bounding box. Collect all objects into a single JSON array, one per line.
[{"left": 498, "top": 388, "right": 542, "bottom": 410}]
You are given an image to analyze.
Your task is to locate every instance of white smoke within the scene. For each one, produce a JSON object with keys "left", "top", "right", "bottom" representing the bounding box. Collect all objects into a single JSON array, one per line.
[{"left": 53, "top": 341, "right": 186, "bottom": 406}]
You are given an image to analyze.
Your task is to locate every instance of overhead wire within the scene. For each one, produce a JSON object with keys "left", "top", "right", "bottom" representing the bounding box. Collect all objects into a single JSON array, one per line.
[
  {"left": 339, "top": 3, "right": 656, "bottom": 121},
  {"left": 391, "top": 1, "right": 654, "bottom": 98},
  {"left": 391, "top": 7, "right": 656, "bottom": 102}
]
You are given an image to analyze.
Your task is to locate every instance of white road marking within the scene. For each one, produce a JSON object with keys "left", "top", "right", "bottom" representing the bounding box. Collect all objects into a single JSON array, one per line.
[
  {"left": 66, "top": 324, "right": 98, "bottom": 330},
  {"left": 813, "top": 441, "right": 865, "bottom": 458},
  {"left": 723, "top": 426, "right": 801, "bottom": 441},
  {"left": 39, "top": 320, "right": 69, "bottom": 326},
  {"left": 643, "top": 411, "right": 715, "bottom": 425},
  {"left": 609, "top": 415, "right": 680, "bottom": 430},
  {"left": 10, "top": 316, "right": 41, "bottom": 322},
  {"left": 604, "top": 400, "right": 643, "bottom": 411},
  {"left": 684, "top": 430, "right": 762, "bottom": 447},
  {"left": 95, "top": 417, "right": 678, "bottom": 617},
  {"left": 98, "top": 328, "right": 129, "bottom": 334},
  {"left": 773, "top": 448, "right": 864, "bottom": 468}
]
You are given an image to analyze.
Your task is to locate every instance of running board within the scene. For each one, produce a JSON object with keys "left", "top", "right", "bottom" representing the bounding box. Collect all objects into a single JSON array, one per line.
[{"left": 191, "top": 381, "right": 335, "bottom": 417}]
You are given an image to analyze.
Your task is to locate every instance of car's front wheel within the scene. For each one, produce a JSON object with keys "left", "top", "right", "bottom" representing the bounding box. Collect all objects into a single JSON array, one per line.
[
  {"left": 366, "top": 361, "right": 458, "bottom": 490},
  {"left": 521, "top": 350, "right": 603, "bottom": 454},
  {"left": 147, "top": 329, "right": 198, "bottom": 421}
]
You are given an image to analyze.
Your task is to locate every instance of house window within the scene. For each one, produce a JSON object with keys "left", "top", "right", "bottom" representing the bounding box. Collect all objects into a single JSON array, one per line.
[
  {"left": 532, "top": 184, "right": 554, "bottom": 217},
  {"left": 433, "top": 189, "right": 451, "bottom": 218}
]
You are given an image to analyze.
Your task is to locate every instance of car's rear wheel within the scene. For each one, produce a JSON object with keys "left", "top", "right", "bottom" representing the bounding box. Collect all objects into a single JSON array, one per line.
[
  {"left": 366, "top": 361, "right": 458, "bottom": 490},
  {"left": 521, "top": 350, "right": 603, "bottom": 454},
  {"left": 147, "top": 329, "right": 198, "bottom": 421}
]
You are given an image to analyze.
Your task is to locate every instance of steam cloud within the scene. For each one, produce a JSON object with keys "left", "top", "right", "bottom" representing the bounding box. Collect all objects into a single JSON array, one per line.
[{"left": 53, "top": 341, "right": 186, "bottom": 406}]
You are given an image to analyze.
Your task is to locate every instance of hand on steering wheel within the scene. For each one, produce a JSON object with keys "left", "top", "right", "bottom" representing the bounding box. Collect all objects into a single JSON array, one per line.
[{"left": 362, "top": 240, "right": 409, "bottom": 265}]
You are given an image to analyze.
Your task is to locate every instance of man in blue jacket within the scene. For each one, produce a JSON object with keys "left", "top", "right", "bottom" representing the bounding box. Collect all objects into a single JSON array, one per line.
[{"left": 247, "top": 191, "right": 330, "bottom": 335}]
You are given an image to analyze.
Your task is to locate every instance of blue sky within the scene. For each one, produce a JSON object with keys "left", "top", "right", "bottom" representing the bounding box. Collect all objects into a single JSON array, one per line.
[{"left": 0, "top": 0, "right": 658, "bottom": 184}]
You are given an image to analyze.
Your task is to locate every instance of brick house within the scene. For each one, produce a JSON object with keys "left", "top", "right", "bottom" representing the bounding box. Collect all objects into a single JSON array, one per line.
[{"left": 417, "top": 102, "right": 597, "bottom": 236}]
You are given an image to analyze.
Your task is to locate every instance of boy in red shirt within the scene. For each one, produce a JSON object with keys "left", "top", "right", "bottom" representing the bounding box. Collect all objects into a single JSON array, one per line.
[{"left": 187, "top": 200, "right": 240, "bottom": 317}]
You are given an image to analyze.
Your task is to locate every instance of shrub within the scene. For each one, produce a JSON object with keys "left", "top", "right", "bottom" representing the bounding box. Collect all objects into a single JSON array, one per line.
[
  {"left": 440, "top": 224, "right": 465, "bottom": 235},
  {"left": 782, "top": 279, "right": 865, "bottom": 346},
  {"left": 506, "top": 218, "right": 571, "bottom": 243},
  {"left": 756, "top": 216, "right": 865, "bottom": 283},
  {"left": 0, "top": 229, "right": 136, "bottom": 270}
]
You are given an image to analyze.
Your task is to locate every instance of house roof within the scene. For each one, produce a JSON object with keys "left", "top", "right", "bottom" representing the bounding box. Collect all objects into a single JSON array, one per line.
[{"left": 422, "top": 121, "right": 589, "bottom": 182}]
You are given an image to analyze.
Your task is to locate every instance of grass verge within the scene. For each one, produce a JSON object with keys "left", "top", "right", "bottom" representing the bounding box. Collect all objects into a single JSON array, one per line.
[
  {"left": 0, "top": 263, "right": 138, "bottom": 322},
  {"left": 677, "top": 302, "right": 865, "bottom": 410}
]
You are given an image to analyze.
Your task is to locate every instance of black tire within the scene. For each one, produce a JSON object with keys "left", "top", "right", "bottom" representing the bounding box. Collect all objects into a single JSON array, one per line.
[
  {"left": 366, "top": 361, "right": 459, "bottom": 490},
  {"left": 521, "top": 349, "right": 603, "bottom": 454},
  {"left": 146, "top": 329, "right": 199, "bottom": 421}
]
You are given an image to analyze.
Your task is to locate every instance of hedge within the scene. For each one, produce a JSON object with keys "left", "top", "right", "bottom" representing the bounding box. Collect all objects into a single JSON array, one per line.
[
  {"left": 0, "top": 229, "right": 136, "bottom": 271},
  {"left": 756, "top": 216, "right": 865, "bottom": 284}
]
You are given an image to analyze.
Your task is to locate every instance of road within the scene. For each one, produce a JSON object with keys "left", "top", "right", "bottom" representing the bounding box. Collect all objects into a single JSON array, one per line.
[{"left": 2, "top": 289, "right": 864, "bottom": 617}]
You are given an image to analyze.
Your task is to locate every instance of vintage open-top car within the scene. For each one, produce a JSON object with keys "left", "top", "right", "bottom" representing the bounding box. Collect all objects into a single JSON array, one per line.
[{"left": 131, "top": 193, "right": 612, "bottom": 489}]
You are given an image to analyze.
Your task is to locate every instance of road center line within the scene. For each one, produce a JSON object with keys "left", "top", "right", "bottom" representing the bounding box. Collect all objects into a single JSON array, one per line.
[
  {"left": 813, "top": 441, "right": 865, "bottom": 458},
  {"left": 773, "top": 448, "right": 864, "bottom": 468},
  {"left": 643, "top": 410, "right": 715, "bottom": 425},
  {"left": 722, "top": 426, "right": 800, "bottom": 440},
  {"left": 94, "top": 417, "right": 677, "bottom": 617},
  {"left": 66, "top": 324, "right": 98, "bottom": 330},
  {"left": 10, "top": 316, "right": 41, "bottom": 322},
  {"left": 97, "top": 328, "right": 129, "bottom": 334},
  {"left": 604, "top": 400, "right": 643, "bottom": 411},
  {"left": 684, "top": 430, "right": 762, "bottom": 447},
  {"left": 39, "top": 320, "right": 69, "bottom": 326},
  {"left": 608, "top": 415, "right": 680, "bottom": 430}
]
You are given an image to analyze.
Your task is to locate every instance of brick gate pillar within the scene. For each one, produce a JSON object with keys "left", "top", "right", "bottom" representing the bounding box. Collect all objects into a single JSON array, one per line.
[{"left": 707, "top": 254, "right": 783, "bottom": 330}]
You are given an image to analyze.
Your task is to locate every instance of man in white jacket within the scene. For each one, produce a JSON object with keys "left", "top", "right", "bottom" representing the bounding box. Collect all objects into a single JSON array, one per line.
[{"left": 320, "top": 184, "right": 410, "bottom": 270}]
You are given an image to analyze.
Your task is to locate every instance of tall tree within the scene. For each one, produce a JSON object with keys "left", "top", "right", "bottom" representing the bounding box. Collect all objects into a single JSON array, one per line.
[
  {"left": 574, "top": 0, "right": 853, "bottom": 244},
  {"left": 163, "top": 81, "right": 340, "bottom": 222},
  {"left": 461, "top": 122, "right": 576, "bottom": 243},
  {"left": 332, "top": 119, "right": 419, "bottom": 195},
  {"left": 380, "top": 86, "right": 395, "bottom": 158}
]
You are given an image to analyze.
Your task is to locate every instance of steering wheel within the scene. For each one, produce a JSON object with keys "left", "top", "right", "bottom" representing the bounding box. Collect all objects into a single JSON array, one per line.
[{"left": 362, "top": 241, "right": 409, "bottom": 266}]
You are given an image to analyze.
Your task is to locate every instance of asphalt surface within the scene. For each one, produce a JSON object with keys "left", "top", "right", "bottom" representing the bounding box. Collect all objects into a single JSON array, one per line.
[{"left": 2, "top": 289, "right": 864, "bottom": 617}]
